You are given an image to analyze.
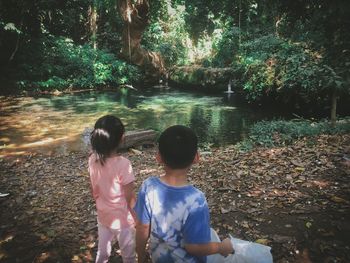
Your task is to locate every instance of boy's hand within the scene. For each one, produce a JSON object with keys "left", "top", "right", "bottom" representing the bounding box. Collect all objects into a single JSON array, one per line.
[
  {"left": 219, "top": 238, "right": 234, "bottom": 257},
  {"left": 136, "top": 222, "right": 150, "bottom": 263}
]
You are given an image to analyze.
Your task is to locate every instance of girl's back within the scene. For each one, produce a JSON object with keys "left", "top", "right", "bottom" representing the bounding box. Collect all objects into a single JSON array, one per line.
[{"left": 89, "top": 154, "right": 135, "bottom": 229}]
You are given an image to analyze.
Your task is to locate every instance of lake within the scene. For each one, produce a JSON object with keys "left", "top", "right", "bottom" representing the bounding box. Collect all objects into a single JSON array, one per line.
[{"left": 0, "top": 88, "right": 282, "bottom": 157}]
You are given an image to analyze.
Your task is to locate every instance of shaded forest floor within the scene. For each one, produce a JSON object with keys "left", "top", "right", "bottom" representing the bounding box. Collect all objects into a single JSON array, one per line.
[{"left": 0, "top": 134, "right": 349, "bottom": 263}]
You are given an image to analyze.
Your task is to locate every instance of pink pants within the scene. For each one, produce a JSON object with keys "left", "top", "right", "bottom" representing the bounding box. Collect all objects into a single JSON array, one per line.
[{"left": 96, "top": 223, "right": 135, "bottom": 263}]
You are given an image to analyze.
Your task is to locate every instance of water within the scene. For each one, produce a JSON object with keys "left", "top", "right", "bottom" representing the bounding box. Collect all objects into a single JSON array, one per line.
[{"left": 0, "top": 89, "right": 280, "bottom": 156}]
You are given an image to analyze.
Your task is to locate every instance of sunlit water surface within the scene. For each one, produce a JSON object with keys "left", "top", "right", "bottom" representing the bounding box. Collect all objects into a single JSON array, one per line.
[{"left": 0, "top": 89, "right": 280, "bottom": 156}]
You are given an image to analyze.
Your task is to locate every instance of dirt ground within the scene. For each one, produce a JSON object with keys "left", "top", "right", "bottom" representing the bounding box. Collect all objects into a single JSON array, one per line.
[{"left": 0, "top": 134, "right": 349, "bottom": 263}]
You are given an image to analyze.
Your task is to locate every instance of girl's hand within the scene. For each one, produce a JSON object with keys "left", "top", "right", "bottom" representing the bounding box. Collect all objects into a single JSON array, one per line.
[{"left": 218, "top": 238, "right": 234, "bottom": 257}]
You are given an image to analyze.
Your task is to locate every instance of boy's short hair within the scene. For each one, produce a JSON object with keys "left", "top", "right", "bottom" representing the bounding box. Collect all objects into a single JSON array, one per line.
[{"left": 158, "top": 125, "right": 198, "bottom": 169}]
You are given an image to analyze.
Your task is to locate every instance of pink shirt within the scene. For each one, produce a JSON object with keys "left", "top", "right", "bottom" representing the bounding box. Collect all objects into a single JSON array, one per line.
[{"left": 89, "top": 154, "right": 135, "bottom": 229}]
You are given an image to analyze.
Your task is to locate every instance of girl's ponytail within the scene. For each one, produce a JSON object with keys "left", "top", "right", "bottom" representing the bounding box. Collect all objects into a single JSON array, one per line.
[{"left": 91, "top": 129, "right": 112, "bottom": 164}]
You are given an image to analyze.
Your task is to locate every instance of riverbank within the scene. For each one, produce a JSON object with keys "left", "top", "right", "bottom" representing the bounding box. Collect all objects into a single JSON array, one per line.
[{"left": 0, "top": 134, "right": 349, "bottom": 262}]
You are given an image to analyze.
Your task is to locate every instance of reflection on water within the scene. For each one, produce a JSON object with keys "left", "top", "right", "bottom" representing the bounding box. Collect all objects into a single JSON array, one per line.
[{"left": 0, "top": 89, "right": 278, "bottom": 156}]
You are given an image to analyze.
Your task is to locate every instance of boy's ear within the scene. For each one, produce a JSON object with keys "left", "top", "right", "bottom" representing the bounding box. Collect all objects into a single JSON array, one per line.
[
  {"left": 156, "top": 151, "right": 163, "bottom": 164},
  {"left": 193, "top": 151, "right": 200, "bottom": 164}
]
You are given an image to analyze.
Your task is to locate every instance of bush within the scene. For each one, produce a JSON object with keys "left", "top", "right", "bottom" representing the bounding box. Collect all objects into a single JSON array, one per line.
[
  {"left": 226, "top": 34, "right": 350, "bottom": 106},
  {"left": 209, "top": 28, "right": 349, "bottom": 109},
  {"left": 14, "top": 35, "right": 141, "bottom": 91},
  {"left": 243, "top": 118, "right": 350, "bottom": 148}
]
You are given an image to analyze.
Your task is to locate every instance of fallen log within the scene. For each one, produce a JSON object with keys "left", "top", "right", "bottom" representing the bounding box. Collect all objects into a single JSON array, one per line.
[
  {"left": 82, "top": 128, "right": 157, "bottom": 150},
  {"left": 119, "top": 129, "right": 157, "bottom": 149}
]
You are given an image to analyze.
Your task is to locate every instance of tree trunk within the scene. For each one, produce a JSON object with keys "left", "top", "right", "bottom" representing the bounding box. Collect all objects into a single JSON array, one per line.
[
  {"left": 117, "top": 0, "right": 165, "bottom": 78},
  {"left": 9, "top": 30, "right": 21, "bottom": 62},
  {"left": 331, "top": 88, "right": 337, "bottom": 127},
  {"left": 88, "top": 2, "right": 98, "bottom": 49},
  {"left": 9, "top": 12, "right": 24, "bottom": 62}
]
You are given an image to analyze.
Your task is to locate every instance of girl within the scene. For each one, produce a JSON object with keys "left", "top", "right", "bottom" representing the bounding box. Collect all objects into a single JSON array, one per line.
[{"left": 89, "top": 115, "right": 136, "bottom": 263}]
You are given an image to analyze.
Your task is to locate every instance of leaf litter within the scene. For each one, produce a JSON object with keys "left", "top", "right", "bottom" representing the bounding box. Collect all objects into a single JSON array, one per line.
[{"left": 0, "top": 134, "right": 349, "bottom": 262}]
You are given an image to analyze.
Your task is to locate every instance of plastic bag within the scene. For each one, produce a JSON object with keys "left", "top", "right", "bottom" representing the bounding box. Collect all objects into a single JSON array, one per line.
[{"left": 207, "top": 229, "right": 273, "bottom": 263}]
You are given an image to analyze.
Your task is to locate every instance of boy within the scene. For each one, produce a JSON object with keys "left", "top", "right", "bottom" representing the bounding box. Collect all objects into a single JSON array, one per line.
[{"left": 134, "top": 125, "right": 233, "bottom": 263}]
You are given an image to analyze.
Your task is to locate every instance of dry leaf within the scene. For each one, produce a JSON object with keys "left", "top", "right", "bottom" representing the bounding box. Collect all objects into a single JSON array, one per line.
[
  {"left": 330, "top": 195, "right": 348, "bottom": 204},
  {"left": 255, "top": 238, "right": 269, "bottom": 245}
]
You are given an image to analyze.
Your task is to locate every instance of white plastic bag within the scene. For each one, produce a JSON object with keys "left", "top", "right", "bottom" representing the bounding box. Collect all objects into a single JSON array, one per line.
[
  {"left": 225, "top": 235, "right": 273, "bottom": 263},
  {"left": 207, "top": 229, "right": 273, "bottom": 263}
]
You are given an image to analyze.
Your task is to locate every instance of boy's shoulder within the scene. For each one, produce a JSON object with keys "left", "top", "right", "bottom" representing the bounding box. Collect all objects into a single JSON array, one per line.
[
  {"left": 142, "top": 177, "right": 206, "bottom": 198},
  {"left": 141, "top": 176, "right": 160, "bottom": 188}
]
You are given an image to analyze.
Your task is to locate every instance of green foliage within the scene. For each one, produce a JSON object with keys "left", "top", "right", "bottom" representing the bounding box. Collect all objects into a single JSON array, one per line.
[
  {"left": 1, "top": 0, "right": 349, "bottom": 109},
  {"left": 198, "top": 0, "right": 350, "bottom": 110},
  {"left": 219, "top": 34, "right": 350, "bottom": 105},
  {"left": 2, "top": 22, "right": 22, "bottom": 34},
  {"left": 142, "top": 5, "right": 189, "bottom": 66},
  {"left": 243, "top": 118, "right": 350, "bottom": 148},
  {"left": 211, "top": 26, "right": 241, "bottom": 67},
  {"left": 182, "top": 0, "right": 215, "bottom": 43},
  {"left": 15, "top": 35, "right": 141, "bottom": 90},
  {"left": 235, "top": 139, "right": 254, "bottom": 152}
]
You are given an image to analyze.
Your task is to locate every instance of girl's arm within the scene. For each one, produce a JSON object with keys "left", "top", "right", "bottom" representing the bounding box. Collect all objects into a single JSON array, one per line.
[
  {"left": 89, "top": 177, "right": 98, "bottom": 200},
  {"left": 136, "top": 220, "right": 150, "bottom": 263},
  {"left": 122, "top": 181, "right": 137, "bottom": 221},
  {"left": 185, "top": 238, "right": 233, "bottom": 257}
]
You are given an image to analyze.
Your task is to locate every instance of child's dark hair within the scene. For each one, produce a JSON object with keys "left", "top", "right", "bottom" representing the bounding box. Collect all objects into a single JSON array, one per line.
[
  {"left": 90, "top": 115, "right": 125, "bottom": 164},
  {"left": 158, "top": 125, "right": 198, "bottom": 169}
]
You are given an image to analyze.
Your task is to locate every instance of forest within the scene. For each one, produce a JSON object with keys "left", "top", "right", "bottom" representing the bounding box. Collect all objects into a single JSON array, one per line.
[
  {"left": 1, "top": 0, "right": 350, "bottom": 116},
  {"left": 0, "top": 0, "right": 350, "bottom": 262}
]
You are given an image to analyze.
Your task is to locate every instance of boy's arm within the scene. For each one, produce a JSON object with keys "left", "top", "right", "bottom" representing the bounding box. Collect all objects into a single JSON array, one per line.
[
  {"left": 122, "top": 181, "right": 137, "bottom": 221},
  {"left": 185, "top": 238, "right": 233, "bottom": 257},
  {"left": 136, "top": 220, "right": 150, "bottom": 263},
  {"left": 183, "top": 196, "right": 233, "bottom": 257}
]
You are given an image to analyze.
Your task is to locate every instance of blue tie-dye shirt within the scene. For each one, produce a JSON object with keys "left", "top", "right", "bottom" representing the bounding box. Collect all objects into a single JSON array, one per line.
[{"left": 134, "top": 177, "right": 211, "bottom": 263}]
